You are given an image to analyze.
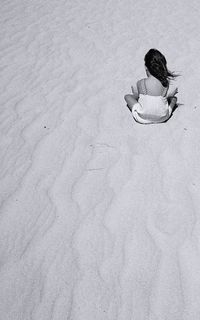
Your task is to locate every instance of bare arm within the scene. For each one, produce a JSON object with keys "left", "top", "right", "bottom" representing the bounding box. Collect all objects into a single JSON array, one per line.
[
  {"left": 136, "top": 80, "right": 144, "bottom": 95},
  {"left": 131, "top": 85, "right": 139, "bottom": 99},
  {"left": 168, "top": 87, "right": 178, "bottom": 97}
]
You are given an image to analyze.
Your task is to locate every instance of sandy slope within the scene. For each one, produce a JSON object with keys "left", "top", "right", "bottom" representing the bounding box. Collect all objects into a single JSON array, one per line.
[{"left": 0, "top": 0, "right": 200, "bottom": 319}]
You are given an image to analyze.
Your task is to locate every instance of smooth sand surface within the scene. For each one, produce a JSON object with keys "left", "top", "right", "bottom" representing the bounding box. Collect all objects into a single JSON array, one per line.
[{"left": 0, "top": 0, "right": 200, "bottom": 319}]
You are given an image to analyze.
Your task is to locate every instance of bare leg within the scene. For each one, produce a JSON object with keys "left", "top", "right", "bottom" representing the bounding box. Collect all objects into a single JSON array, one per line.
[{"left": 124, "top": 94, "right": 139, "bottom": 112}]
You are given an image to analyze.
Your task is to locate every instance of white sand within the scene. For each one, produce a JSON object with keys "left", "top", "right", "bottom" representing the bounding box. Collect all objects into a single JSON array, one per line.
[{"left": 0, "top": 0, "right": 200, "bottom": 319}]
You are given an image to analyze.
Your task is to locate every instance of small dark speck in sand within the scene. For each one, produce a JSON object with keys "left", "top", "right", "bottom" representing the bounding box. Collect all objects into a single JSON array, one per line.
[
  {"left": 194, "top": 106, "right": 198, "bottom": 109},
  {"left": 184, "top": 128, "right": 187, "bottom": 131}
]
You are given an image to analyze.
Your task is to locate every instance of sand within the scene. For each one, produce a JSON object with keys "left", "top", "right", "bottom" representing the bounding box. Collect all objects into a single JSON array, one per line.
[{"left": 0, "top": 0, "right": 200, "bottom": 319}]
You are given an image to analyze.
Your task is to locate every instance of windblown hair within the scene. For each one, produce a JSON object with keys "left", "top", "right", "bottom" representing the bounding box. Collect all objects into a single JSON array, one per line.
[{"left": 144, "top": 49, "right": 178, "bottom": 87}]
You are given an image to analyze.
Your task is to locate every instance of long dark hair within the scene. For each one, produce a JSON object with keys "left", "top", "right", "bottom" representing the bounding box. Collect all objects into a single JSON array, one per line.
[{"left": 144, "top": 49, "right": 178, "bottom": 87}]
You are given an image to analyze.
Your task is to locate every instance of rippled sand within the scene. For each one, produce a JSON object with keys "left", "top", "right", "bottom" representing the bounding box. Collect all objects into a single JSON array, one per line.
[{"left": 0, "top": 0, "right": 200, "bottom": 319}]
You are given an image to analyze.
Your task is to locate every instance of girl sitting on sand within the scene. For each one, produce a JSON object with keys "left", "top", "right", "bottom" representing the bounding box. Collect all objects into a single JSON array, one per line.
[{"left": 124, "top": 48, "right": 178, "bottom": 124}]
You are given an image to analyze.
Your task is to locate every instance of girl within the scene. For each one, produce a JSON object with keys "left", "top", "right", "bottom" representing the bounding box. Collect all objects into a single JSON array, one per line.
[{"left": 124, "top": 49, "right": 179, "bottom": 124}]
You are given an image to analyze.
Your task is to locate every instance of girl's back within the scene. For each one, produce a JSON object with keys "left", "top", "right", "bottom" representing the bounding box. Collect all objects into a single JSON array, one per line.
[
  {"left": 137, "top": 76, "right": 168, "bottom": 97},
  {"left": 135, "top": 75, "right": 170, "bottom": 123}
]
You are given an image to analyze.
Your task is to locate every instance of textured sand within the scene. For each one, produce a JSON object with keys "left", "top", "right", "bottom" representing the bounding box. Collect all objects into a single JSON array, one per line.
[{"left": 0, "top": 0, "right": 200, "bottom": 319}]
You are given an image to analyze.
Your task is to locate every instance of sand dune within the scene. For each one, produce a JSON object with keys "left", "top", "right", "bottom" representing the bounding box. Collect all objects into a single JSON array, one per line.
[{"left": 0, "top": 0, "right": 200, "bottom": 319}]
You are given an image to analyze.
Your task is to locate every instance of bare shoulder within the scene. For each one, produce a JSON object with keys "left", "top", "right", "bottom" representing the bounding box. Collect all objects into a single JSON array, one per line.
[
  {"left": 137, "top": 78, "right": 145, "bottom": 85},
  {"left": 137, "top": 78, "right": 145, "bottom": 94}
]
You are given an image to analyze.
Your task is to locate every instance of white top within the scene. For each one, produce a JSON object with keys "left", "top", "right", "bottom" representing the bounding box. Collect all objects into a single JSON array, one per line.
[
  {"left": 132, "top": 78, "right": 172, "bottom": 124},
  {"left": 132, "top": 95, "right": 172, "bottom": 124}
]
